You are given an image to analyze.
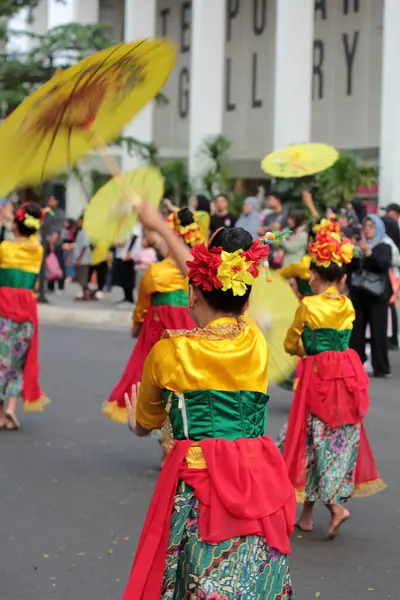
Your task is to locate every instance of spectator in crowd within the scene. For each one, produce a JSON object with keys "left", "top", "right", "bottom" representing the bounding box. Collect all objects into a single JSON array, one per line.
[
  {"left": 61, "top": 219, "right": 77, "bottom": 283},
  {"left": 209, "top": 194, "right": 238, "bottom": 233},
  {"left": 43, "top": 195, "right": 66, "bottom": 294},
  {"left": 350, "top": 198, "right": 367, "bottom": 223},
  {"left": 132, "top": 230, "right": 157, "bottom": 299},
  {"left": 235, "top": 196, "right": 261, "bottom": 240},
  {"left": 0, "top": 200, "right": 15, "bottom": 242},
  {"left": 73, "top": 214, "right": 92, "bottom": 302},
  {"left": 385, "top": 203, "right": 400, "bottom": 231},
  {"left": 113, "top": 224, "right": 140, "bottom": 308},
  {"left": 258, "top": 191, "right": 288, "bottom": 235},
  {"left": 350, "top": 215, "right": 393, "bottom": 378},
  {"left": 278, "top": 210, "right": 309, "bottom": 268},
  {"left": 382, "top": 215, "right": 400, "bottom": 350},
  {"left": 90, "top": 241, "right": 109, "bottom": 300}
]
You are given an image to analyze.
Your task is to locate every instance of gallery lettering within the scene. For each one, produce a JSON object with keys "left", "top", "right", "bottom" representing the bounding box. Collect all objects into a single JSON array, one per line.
[{"left": 160, "top": 0, "right": 364, "bottom": 118}]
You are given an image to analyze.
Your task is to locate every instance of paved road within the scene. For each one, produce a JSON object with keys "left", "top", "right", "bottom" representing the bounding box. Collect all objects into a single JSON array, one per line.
[{"left": 0, "top": 325, "right": 397, "bottom": 600}]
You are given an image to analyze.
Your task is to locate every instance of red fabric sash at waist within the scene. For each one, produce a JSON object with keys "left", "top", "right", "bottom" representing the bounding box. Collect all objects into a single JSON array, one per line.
[
  {"left": 0, "top": 287, "right": 41, "bottom": 404},
  {"left": 122, "top": 436, "right": 296, "bottom": 600},
  {"left": 283, "top": 349, "right": 378, "bottom": 494}
]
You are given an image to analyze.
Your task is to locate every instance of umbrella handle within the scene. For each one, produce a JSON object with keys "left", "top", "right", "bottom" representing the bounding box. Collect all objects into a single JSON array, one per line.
[{"left": 92, "top": 132, "right": 142, "bottom": 208}]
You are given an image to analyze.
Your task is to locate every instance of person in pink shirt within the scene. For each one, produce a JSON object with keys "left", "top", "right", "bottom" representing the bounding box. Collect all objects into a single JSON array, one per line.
[{"left": 133, "top": 231, "right": 157, "bottom": 300}]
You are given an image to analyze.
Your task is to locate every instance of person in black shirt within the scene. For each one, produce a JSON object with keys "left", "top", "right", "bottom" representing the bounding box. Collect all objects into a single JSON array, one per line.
[
  {"left": 258, "top": 191, "right": 288, "bottom": 235},
  {"left": 209, "top": 195, "right": 238, "bottom": 233}
]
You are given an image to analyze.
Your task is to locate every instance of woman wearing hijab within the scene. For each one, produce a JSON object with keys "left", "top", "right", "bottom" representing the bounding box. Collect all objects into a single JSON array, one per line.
[
  {"left": 234, "top": 196, "right": 261, "bottom": 240},
  {"left": 350, "top": 215, "right": 393, "bottom": 377}
]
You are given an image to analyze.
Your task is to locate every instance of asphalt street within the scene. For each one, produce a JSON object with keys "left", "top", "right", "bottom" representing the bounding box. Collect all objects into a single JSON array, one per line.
[{"left": 0, "top": 324, "right": 398, "bottom": 600}]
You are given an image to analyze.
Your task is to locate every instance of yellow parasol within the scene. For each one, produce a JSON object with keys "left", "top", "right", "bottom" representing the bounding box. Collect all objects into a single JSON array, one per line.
[
  {"left": 0, "top": 39, "right": 175, "bottom": 196},
  {"left": 248, "top": 270, "right": 299, "bottom": 385},
  {"left": 83, "top": 166, "right": 164, "bottom": 248},
  {"left": 261, "top": 143, "right": 338, "bottom": 178}
]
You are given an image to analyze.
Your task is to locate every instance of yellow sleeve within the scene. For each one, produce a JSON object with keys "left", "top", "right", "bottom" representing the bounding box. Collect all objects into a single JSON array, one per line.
[
  {"left": 133, "top": 267, "right": 154, "bottom": 324},
  {"left": 284, "top": 302, "right": 307, "bottom": 357},
  {"left": 136, "top": 339, "right": 176, "bottom": 430},
  {"left": 280, "top": 255, "right": 311, "bottom": 281},
  {"left": 280, "top": 262, "right": 299, "bottom": 280}
]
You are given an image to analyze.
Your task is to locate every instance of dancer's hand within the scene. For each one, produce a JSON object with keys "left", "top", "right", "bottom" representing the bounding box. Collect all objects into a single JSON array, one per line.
[
  {"left": 139, "top": 202, "right": 165, "bottom": 233},
  {"left": 125, "top": 383, "right": 140, "bottom": 431}
]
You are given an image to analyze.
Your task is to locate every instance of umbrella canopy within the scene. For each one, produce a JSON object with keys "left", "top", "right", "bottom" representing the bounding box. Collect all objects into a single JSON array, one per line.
[
  {"left": 0, "top": 39, "right": 175, "bottom": 196},
  {"left": 248, "top": 270, "right": 299, "bottom": 385},
  {"left": 261, "top": 143, "right": 338, "bottom": 179},
  {"left": 83, "top": 166, "right": 164, "bottom": 248}
]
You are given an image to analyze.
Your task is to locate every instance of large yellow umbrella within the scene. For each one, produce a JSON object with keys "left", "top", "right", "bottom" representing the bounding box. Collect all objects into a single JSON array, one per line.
[
  {"left": 0, "top": 39, "right": 175, "bottom": 196},
  {"left": 248, "top": 270, "right": 299, "bottom": 385},
  {"left": 261, "top": 143, "right": 338, "bottom": 178},
  {"left": 83, "top": 166, "right": 164, "bottom": 248}
]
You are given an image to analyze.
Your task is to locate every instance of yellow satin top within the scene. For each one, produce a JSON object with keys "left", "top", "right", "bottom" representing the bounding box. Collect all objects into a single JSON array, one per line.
[
  {"left": 136, "top": 317, "right": 269, "bottom": 431},
  {"left": 194, "top": 210, "right": 211, "bottom": 241},
  {"left": 280, "top": 254, "right": 311, "bottom": 281},
  {"left": 133, "top": 257, "right": 189, "bottom": 324},
  {"left": 0, "top": 237, "right": 43, "bottom": 274},
  {"left": 284, "top": 286, "right": 355, "bottom": 357}
]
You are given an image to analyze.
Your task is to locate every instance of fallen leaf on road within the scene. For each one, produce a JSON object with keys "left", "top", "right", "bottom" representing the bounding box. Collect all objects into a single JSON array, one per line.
[
  {"left": 43, "top": 554, "right": 50, "bottom": 559},
  {"left": 108, "top": 550, "right": 114, "bottom": 555}
]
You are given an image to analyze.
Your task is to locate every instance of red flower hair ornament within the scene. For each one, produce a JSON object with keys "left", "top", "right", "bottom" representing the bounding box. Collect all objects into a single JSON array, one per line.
[{"left": 187, "top": 238, "right": 271, "bottom": 296}]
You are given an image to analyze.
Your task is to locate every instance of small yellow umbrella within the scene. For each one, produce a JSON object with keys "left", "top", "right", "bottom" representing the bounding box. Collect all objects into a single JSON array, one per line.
[
  {"left": 83, "top": 166, "right": 164, "bottom": 248},
  {"left": 0, "top": 39, "right": 176, "bottom": 196},
  {"left": 261, "top": 143, "right": 338, "bottom": 178},
  {"left": 248, "top": 270, "right": 299, "bottom": 385}
]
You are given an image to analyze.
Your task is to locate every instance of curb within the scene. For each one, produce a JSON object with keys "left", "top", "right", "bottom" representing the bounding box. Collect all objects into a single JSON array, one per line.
[{"left": 38, "top": 305, "right": 131, "bottom": 329}]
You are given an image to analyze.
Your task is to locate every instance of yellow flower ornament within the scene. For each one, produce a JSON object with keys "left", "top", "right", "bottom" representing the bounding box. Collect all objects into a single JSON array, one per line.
[{"left": 217, "top": 250, "right": 254, "bottom": 296}]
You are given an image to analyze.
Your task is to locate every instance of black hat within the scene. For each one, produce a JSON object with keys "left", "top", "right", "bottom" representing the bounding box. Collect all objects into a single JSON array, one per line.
[{"left": 385, "top": 203, "right": 400, "bottom": 214}]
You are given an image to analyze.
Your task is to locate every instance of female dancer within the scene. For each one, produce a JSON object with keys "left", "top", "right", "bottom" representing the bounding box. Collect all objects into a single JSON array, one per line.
[
  {"left": 0, "top": 203, "right": 49, "bottom": 429},
  {"left": 280, "top": 230, "right": 385, "bottom": 538},
  {"left": 104, "top": 208, "right": 202, "bottom": 424},
  {"left": 122, "top": 203, "right": 296, "bottom": 600}
]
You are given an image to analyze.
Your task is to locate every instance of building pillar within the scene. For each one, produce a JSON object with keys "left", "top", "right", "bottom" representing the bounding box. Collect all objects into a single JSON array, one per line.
[
  {"left": 122, "top": 0, "right": 156, "bottom": 171},
  {"left": 379, "top": 0, "right": 400, "bottom": 208},
  {"left": 73, "top": 0, "right": 99, "bottom": 23},
  {"left": 188, "top": 0, "right": 226, "bottom": 192},
  {"left": 273, "top": 0, "right": 314, "bottom": 149}
]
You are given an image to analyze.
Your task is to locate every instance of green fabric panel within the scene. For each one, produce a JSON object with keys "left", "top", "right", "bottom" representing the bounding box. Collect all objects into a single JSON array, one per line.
[
  {"left": 302, "top": 325, "right": 351, "bottom": 354},
  {"left": 164, "top": 389, "right": 269, "bottom": 441},
  {"left": 162, "top": 483, "right": 292, "bottom": 598},
  {"left": 295, "top": 277, "right": 313, "bottom": 297},
  {"left": 152, "top": 290, "right": 188, "bottom": 307},
  {"left": 0, "top": 268, "right": 38, "bottom": 290}
]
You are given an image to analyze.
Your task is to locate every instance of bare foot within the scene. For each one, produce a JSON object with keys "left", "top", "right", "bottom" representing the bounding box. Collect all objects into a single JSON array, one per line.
[
  {"left": 297, "top": 502, "right": 314, "bottom": 531},
  {"left": 328, "top": 506, "right": 350, "bottom": 540},
  {"left": 296, "top": 519, "right": 313, "bottom": 532},
  {"left": 5, "top": 411, "right": 20, "bottom": 430}
]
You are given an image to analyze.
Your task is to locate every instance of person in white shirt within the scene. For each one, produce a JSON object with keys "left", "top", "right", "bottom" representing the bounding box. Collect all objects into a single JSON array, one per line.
[{"left": 114, "top": 225, "right": 141, "bottom": 307}]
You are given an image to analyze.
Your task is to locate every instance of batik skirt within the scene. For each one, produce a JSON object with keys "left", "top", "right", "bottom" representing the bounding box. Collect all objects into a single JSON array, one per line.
[
  {"left": 161, "top": 482, "right": 293, "bottom": 600},
  {"left": 0, "top": 317, "right": 34, "bottom": 403},
  {"left": 277, "top": 414, "right": 360, "bottom": 504}
]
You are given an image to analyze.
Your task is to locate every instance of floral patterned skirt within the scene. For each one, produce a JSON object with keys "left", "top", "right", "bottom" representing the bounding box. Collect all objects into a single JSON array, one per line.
[
  {"left": 0, "top": 317, "right": 33, "bottom": 403},
  {"left": 161, "top": 482, "right": 292, "bottom": 600},
  {"left": 277, "top": 413, "right": 360, "bottom": 504}
]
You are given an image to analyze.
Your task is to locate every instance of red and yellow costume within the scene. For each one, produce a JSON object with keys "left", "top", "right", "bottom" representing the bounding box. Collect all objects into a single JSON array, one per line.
[
  {"left": 0, "top": 236, "right": 48, "bottom": 410},
  {"left": 104, "top": 213, "right": 202, "bottom": 424},
  {"left": 122, "top": 231, "right": 295, "bottom": 598},
  {"left": 280, "top": 232, "right": 385, "bottom": 502}
]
